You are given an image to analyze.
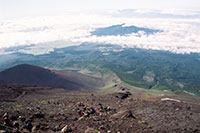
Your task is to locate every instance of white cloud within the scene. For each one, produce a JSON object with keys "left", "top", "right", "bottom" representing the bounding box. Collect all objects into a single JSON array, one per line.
[
  {"left": 0, "top": 10, "right": 200, "bottom": 54},
  {"left": 134, "top": 9, "right": 200, "bottom": 16}
]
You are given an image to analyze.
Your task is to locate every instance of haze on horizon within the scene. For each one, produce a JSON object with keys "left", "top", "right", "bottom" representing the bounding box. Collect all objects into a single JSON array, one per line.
[
  {"left": 0, "top": 0, "right": 200, "bottom": 54},
  {"left": 1, "top": 0, "right": 200, "bottom": 18}
]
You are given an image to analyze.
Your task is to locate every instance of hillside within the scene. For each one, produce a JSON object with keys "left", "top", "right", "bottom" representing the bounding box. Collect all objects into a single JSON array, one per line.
[
  {"left": 0, "top": 81, "right": 66, "bottom": 102},
  {"left": 1, "top": 44, "right": 200, "bottom": 96},
  {"left": 0, "top": 64, "right": 87, "bottom": 90}
]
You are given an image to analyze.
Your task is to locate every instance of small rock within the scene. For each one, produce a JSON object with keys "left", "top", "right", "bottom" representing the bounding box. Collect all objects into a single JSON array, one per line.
[
  {"left": 23, "top": 121, "right": 33, "bottom": 132},
  {"left": 175, "top": 108, "right": 179, "bottom": 111},
  {"left": 10, "top": 116, "right": 17, "bottom": 121},
  {"left": 31, "top": 113, "right": 45, "bottom": 119},
  {"left": 78, "top": 116, "right": 84, "bottom": 121},
  {"left": 52, "top": 125, "right": 61, "bottom": 132},
  {"left": 114, "top": 92, "right": 132, "bottom": 100},
  {"left": 193, "top": 129, "right": 199, "bottom": 133},
  {"left": 32, "top": 124, "right": 40, "bottom": 132},
  {"left": 32, "top": 126, "right": 37, "bottom": 132},
  {"left": 125, "top": 111, "right": 136, "bottom": 119},
  {"left": 106, "top": 106, "right": 111, "bottom": 111},
  {"left": 13, "top": 121, "right": 19, "bottom": 129},
  {"left": 99, "top": 125, "right": 105, "bottom": 130},
  {"left": 61, "top": 125, "right": 72, "bottom": 133},
  {"left": 19, "top": 116, "right": 26, "bottom": 122},
  {"left": 0, "top": 130, "right": 7, "bottom": 133},
  {"left": 111, "top": 110, "right": 136, "bottom": 120},
  {"left": 85, "top": 127, "right": 99, "bottom": 133},
  {"left": 88, "top": 107, "right": 96, "bottom": 115},
  {"left": 121, "top": 92, "right": 132, "bottom": 99},
  {"left": 73, "top": 117, "right": 78, "bottom": 121}
]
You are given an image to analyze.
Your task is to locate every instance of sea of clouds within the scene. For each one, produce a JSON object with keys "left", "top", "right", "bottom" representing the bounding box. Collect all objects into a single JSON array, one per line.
[{"left": 0, "top": 9, "right": 200, "bottom": 54}]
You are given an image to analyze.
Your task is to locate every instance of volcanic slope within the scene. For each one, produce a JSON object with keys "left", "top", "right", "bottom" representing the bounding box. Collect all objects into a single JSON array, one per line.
[{"left": 0, "top": 64, "right": 101, "bottom": 90}]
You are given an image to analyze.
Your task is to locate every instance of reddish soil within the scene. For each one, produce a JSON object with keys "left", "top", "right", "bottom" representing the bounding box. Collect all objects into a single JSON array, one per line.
[
  {"left": 0, "top": 84, "right": 200, "bottom": 133},
  {"left": 0, "top": 64, "right": 86, "bottom": 90}
]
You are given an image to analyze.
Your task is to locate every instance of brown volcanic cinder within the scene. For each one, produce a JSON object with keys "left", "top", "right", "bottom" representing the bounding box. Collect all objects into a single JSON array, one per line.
[{"left": 0, "top": 64, "right": 85, "bottom": 90}]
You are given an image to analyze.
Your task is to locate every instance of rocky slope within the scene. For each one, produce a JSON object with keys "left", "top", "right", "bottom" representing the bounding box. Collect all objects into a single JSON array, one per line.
[
  {"left": 0, "top": 87, "right": 199, "bottom": 133},
  {"left": 0, "top": 65, "right": 200, "bottom": 133}
]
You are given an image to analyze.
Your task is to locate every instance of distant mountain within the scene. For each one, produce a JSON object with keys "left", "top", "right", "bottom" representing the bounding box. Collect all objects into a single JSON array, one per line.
[
  {"left": 91, "top": 23, "right": 162, "bottom": 36},
  {"left": 0, "top": 64, "right": 85, "bottom": 90}
]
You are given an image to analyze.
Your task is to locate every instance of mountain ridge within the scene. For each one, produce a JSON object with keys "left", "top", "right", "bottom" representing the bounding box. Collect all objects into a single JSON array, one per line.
[{"left": 91, "top": 23, "right": 162, "bottom": 36}]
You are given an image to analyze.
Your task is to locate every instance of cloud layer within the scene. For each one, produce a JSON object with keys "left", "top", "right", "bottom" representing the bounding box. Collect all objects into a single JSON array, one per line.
[{"left": 0, "top": 9, "right": 200, "bottom": 54}]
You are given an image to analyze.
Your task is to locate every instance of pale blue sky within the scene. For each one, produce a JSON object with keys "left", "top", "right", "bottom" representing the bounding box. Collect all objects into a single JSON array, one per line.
[{"left": 0, "top": 0, "right": 200, "bottom": 18}]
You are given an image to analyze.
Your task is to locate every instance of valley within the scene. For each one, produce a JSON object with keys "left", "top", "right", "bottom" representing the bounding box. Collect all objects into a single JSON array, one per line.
[
  {"left": 1, "top": 43, "right": 200, "bottom": 96},
  {"left": 0, "top": 23, "right": 200, "bottom": 132},
  {"left": 1, "top": 0, "right": 200, "bottom": 132}
]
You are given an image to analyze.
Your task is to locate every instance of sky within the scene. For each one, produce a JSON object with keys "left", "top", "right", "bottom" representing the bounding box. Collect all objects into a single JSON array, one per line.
[
  {"left": 0, "top": 0, "right": 200, "bottom": 54},
  {"left": 1, "top": 0, "right": 200, "bottom": 18}
]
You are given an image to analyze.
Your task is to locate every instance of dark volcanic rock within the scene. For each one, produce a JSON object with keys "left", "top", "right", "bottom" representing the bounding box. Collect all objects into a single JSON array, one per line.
[
  {"left": 0, "top": 64, "right": 85, "bottom": 90},
  {"left": 0, "top": 91, "right": 199, "bottom": 133},
  {"left": 114, "top": 91, "right": 132, "bottom": 99},
  {"left": 23, "top": 121, "right": 33, "bottom": 132},
  {"left": 31, "top": 113, "right": 45, "bottom": 119}
]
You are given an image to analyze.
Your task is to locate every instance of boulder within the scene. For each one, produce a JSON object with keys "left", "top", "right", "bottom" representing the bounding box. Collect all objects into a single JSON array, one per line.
[{"left": 114, "top": 92, "right": 132, "bottom": 100}]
